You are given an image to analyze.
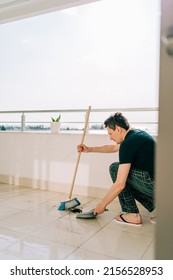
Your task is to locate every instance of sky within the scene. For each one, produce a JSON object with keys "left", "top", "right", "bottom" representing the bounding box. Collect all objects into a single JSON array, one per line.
[{"left": 0, "top": 0, "right": 160, "bottom": 123}]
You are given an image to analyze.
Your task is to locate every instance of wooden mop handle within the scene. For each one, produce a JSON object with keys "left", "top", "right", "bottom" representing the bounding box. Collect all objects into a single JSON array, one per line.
[{"left": 68, "top": 106, "right": 91, "bottom": 199}]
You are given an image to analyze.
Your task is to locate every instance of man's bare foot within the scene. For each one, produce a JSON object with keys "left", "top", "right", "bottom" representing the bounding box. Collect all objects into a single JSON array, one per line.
[{"left": 114, "top": 213, "right": 143, "bottom": 226}]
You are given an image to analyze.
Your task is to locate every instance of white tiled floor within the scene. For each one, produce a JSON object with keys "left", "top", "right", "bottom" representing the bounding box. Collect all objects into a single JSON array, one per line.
[{"left": 0, "top": 183, "right": 156, "bottom": 260}]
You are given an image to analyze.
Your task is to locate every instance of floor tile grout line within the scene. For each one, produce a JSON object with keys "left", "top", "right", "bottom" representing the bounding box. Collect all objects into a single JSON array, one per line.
[
  {"left": 140, "top": 238, "right": 156, "bottom": 260},
  {"left": 0, "top": 184, "right": 155, "bottom": 260},
  {"left": 62, "top": 217, "right": 115, "bottom": 260}
]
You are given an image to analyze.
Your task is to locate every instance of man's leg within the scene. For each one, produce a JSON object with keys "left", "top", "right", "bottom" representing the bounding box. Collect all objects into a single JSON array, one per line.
[
  {"left": 127, "top": 168, "right": 155, "bottom": 212},
  {"left": 109, "top": 162, "right": 155, "bottom": 224},
  {"left": 109, "top": 162, "right": 139, "bottom": 213}
]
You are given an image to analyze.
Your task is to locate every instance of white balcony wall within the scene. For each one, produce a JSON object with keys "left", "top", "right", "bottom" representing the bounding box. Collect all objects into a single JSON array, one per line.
[{"left": 0, "top": 132, "right": 118, "bottom": 198}]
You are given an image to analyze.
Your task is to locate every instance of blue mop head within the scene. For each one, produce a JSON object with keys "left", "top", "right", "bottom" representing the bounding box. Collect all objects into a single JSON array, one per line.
[{"left": 58, "top": 197, "right": 81, "bottom": 211}]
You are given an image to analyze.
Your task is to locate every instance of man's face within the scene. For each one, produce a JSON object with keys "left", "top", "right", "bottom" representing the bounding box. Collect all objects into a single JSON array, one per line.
[{"left": 106, "top": 126, "right": 123, "bottom": 144}]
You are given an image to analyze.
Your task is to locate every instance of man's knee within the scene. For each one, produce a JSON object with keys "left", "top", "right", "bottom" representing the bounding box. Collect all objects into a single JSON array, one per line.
[{"left": 109, "top": 162, "right": 119, "bottom": 182}]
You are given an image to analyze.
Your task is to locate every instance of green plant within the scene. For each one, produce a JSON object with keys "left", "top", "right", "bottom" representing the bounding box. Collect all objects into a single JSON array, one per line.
[{"left": 51, "top": 115, "right": 61, "bottom": 122}]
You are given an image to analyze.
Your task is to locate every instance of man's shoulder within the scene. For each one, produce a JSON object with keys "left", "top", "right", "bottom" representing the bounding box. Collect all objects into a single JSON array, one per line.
[
  {"left": 127, "top": 129, "right": 155, "bottom": 140},
  {"left": 122, "top": 129, "right": 156, "bottom": 149}
]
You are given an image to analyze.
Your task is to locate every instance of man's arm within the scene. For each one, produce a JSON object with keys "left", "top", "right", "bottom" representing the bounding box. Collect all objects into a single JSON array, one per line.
[
  {"left": 77, "top": 143, "right": 120, "bottom": 153},
  {"left": 94, "top": 163, "right": 131, "bottom": 215}
]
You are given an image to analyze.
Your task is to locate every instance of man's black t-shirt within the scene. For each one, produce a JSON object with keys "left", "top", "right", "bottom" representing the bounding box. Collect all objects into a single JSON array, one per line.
[{"left": 119, "top": 129, "right": 156, "bottom": 179}]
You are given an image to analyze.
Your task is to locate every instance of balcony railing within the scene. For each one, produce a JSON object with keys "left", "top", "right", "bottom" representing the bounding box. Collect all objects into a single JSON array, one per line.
[{"left": 0, "top": 107, "right": 158, "bottom": 135}]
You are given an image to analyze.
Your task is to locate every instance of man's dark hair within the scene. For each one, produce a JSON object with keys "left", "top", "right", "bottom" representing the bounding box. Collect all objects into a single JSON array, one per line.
[{"left": 104, "top": 112, "right": 130, "bottom": 131}]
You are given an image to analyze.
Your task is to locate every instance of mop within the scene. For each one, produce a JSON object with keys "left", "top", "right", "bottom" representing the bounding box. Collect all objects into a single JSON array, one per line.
[{"left": 58, "top": 106, "right": 91, "bottom": 211}]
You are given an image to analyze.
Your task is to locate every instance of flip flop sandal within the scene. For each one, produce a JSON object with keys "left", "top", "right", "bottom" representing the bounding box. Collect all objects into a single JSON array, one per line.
[
  {"left": 114, "top": 213, "right": 143, "bottom": 227},
  {"left": 150, "top": 217, "right": 156, "bottom": 224}
]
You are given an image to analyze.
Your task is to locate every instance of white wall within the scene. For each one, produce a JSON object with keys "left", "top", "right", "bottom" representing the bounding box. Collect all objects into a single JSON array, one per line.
[
  {"left": 155, "top": 0, "right": 173, "bottom": 260},
  {"left": 0, "top": 132, "right": 117, "bottom": 198}
]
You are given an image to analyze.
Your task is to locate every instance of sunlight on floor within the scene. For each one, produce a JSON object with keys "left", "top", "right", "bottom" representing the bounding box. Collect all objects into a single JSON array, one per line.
[{"left": 0, "top": 183, "right": 155, "bottom": 260}]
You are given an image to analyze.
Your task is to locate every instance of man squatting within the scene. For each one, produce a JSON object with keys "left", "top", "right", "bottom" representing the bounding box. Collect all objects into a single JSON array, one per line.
[{"left": 77, "top": 112, "right": 156, "bottom": 226}]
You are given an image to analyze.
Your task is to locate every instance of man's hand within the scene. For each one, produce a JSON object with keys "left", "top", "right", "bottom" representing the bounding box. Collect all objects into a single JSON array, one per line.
[
  {"left": 94, "top": 202, "right": 106, "bottom": 215},
  {"left": 77, "top": 144, "right": 90, "bottom": 153}
]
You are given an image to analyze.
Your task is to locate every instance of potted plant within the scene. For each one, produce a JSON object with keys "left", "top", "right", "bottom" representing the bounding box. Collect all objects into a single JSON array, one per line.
[{"left": 50, "top": 115, "right": 61, "bottom": 133}]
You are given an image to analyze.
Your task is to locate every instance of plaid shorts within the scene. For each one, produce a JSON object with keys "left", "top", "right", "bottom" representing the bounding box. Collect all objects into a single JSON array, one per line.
[{"left": 109, "top": 162, "right": 155, "bottom": 213}]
